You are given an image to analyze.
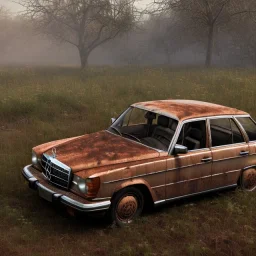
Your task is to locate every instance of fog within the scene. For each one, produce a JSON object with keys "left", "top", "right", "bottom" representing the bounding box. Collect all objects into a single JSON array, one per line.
[{"left": 0, "top": 0, "right": 256, "bottom": 68}]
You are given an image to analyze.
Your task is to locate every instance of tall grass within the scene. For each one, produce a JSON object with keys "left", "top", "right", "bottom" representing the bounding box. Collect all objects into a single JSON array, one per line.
[{"left": 0, "top": 67, "right": 255, "bottom": 256}]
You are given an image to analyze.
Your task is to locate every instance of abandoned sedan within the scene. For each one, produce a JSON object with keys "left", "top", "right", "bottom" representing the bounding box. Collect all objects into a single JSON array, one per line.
[{"left": 22, "top": 100, "right": 256, "bottom": 225}]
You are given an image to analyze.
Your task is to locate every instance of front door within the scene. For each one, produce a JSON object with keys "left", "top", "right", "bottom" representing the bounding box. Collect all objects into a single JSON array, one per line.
[
  {"left": 209, "top": 117, "right": 249, "bottom": 188},
  {"left": 166, "top": 119, "right": 213, "bottom": 199}
]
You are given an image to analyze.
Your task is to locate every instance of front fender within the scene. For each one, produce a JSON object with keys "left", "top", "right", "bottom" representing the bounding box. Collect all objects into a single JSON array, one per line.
[{"left": 113, "top": 178, "right": 157, "bottom": 202}]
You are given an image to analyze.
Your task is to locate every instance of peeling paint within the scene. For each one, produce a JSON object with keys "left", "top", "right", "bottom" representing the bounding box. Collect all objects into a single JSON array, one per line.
[{"left": 132, "top": 100, "right": 247, "bottom": 121}]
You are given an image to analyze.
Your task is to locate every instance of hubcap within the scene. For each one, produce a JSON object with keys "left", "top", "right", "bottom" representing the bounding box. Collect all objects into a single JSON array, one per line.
[
  {"left": 116, "top": 195, "right": 138, "bottom": 222},
  {"left": 243, "top": 170, "right": 256, "bottom": 191}
]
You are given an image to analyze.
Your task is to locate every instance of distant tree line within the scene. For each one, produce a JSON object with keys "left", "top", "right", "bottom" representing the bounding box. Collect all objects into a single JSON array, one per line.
[{"left": 0, "top": 0, "right": 256, "bottom": 68}]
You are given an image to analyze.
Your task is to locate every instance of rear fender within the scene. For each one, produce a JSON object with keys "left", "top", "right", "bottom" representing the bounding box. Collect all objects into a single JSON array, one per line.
[{"left": 239, "top": 165, "right": 256, "bottom": 184}]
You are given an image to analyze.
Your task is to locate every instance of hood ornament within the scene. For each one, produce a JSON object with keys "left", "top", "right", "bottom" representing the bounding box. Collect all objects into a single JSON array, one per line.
[{"left": 52, "top": 147, "right": 57, "bottom": 158}]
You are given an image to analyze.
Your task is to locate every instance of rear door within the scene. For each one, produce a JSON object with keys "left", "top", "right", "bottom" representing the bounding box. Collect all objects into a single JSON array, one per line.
[
  {"left": 235, "top": 116, "right": 256, "bottom": 167},
  {"left": 209, "top": 117, "right": 249, "bottom": 189}
]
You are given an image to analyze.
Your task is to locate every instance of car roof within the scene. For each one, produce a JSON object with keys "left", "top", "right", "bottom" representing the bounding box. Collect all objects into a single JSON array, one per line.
[{"left": 132, "top": 100, "right": 248, "bottom": 121}]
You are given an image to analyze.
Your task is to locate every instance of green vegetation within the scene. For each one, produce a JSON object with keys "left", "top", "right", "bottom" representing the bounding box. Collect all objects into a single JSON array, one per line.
[{"left": 0, "top": 67, "right": 256, "bottom": 256}]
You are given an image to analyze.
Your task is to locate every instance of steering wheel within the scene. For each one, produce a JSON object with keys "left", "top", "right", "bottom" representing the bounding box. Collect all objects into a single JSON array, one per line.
[{"left": 122, "top": 132, "right": 141, "bottom": 143}]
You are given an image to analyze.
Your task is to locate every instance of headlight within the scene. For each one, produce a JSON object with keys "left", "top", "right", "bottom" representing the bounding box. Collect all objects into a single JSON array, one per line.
[
  {"left": 32, "top": 150, "right": 38, "bottom": 165},
  {"left": 72, "top": 175, "right": 100, "bottom": 198},
  {"left": 73, "top": 175, "right": 88, "bottom": 194}
]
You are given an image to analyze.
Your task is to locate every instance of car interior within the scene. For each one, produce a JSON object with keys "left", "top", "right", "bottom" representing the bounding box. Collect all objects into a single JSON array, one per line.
[
  {"left": 141, "top": 115, "right": 178, "bottom": 151},
  {"left": 177, "top": 120, "right": 206, "bottom": 151},
  {"left": 111, "top": 109, "right": 178, "bottom": 151}
]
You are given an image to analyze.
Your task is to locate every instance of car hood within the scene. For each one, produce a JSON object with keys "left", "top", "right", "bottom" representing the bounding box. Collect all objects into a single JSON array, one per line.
[{"left": 33, "top": 131, "right": 160, "bottom": 173}]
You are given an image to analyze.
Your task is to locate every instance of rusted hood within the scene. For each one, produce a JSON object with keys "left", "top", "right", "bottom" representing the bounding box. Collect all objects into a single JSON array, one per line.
[{"left": 34, "top": 131, "right": 159, "bottom": 173}]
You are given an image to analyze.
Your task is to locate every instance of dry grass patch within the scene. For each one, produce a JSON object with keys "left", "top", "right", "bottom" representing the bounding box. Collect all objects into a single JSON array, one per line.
[{"left": 0, "top": 67, "right": 256, "bottom": 256}]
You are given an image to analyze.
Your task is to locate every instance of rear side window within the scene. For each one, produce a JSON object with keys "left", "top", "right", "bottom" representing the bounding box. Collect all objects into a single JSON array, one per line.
[
  {"left": 231, "top": 120, "right": 245, "bottom": 143},
  {"left": 210, "top": 118, "right": 244, "bottom": 147},
  {"left": 237, "top": 117, "right": 256, "bottom": 141}
]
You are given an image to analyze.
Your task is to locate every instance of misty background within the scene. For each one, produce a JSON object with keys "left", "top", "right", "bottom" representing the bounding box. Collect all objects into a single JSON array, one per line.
[{"left": 0, "top": 0, "right": 256, "bottom": 68}]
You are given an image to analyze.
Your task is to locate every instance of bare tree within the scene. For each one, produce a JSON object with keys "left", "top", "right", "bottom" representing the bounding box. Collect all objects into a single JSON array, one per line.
[
  {"left": 0, "top": 7, "right": 13, "bottom": 57},
  {"left": 225, "top": 0, "right": 256, "bottom": 66},
  {"left": 147, "top": 13, "right": 192, "bottom": 65},
  {"left": 152, "top": 0, "right": 256, "bottom": 67},
  {"left": 19, "top": 0, "right": 138, "bottom": 68}
]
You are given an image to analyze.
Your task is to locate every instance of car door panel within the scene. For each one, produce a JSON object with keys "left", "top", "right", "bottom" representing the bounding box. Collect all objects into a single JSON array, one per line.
[
  {"left": 211, "top": 143, "right": 249, "bottom": 188},
  {"left": 166, "top": 149, "right": 212, "bottom": 199},
  {"left": 247, "top": 142, "right": 256, "bottom": 166}
]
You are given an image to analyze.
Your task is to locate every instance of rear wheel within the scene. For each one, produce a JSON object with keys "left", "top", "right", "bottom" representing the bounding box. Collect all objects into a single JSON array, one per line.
[
  {"left": 241, "top": 168, "right": 256, "bottom": 191},
  {"left": 110, "top": 187, "right": 144, "bottom": 227}
]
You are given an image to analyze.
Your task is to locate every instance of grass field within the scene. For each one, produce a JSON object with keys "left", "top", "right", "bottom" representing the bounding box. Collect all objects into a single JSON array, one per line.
[{"left": 0, "top": 67, "right": 256, "bottom": 256}]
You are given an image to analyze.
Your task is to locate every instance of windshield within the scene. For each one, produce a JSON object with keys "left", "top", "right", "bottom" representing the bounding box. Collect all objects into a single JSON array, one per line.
[{"left": 108, "top": 107, "right": 178, "bottom": 151}]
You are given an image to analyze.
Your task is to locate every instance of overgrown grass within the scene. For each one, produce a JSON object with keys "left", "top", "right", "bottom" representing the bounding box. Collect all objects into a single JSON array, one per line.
[{"left": 0, "top": 67, "right": 256, "bottom": 256}]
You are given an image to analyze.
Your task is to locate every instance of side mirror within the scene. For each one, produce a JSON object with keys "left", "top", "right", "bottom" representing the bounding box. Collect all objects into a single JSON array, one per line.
[
  {"left": 111, "top": 118, "right": 116, "bottom": 124},
  {"left": 174, "top": 144, "right": 188, "bottom": 155}
]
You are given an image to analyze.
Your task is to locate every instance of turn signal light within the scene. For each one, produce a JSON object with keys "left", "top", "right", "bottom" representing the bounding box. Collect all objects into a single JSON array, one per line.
[{"left": 85, "top": 177, "right": 101, "bottom": 198}]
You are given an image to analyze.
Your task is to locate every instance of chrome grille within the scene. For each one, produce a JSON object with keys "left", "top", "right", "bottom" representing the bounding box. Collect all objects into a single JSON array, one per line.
[{"left": 41, "top": 154, "right": 72, "bottom": 189}]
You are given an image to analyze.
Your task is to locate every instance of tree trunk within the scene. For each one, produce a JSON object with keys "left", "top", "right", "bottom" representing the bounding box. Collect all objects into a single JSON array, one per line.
[
  {"left": 205, "top": 24, "right": 214, "bottom": 67},
  {"left": 79, "top": 48, "right": 89, "bottom": 69},
  {"left": 166, "top": 48, "right": 171, "bottom": 66}
]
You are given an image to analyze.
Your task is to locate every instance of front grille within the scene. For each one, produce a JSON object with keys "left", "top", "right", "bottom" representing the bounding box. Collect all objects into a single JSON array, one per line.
[{"left": 41, "top": 154, "right": 72, "bottom": 189}]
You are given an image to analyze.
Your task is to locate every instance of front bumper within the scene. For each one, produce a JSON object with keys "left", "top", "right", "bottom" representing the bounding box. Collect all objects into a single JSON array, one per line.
[{"left": 22, "top": 165, "right": 111, "bottom": 212}]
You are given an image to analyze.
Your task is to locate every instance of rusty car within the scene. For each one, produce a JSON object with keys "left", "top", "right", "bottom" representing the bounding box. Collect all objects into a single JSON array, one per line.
[{"left": 22, "top": 100, "right": 256, "bottom": 226}]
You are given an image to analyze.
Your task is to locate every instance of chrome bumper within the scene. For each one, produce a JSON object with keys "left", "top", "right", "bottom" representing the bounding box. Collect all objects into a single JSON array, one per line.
[{"left": 22, "top": 165, "right": 111, "bottom": 212}]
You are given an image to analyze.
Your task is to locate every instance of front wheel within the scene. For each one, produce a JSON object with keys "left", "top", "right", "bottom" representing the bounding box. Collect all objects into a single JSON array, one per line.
[
  {"left": 241, "top": 168, "right": 256, "bottom": 192},
  {"left": 109, "top": 187, "right": 144, "bottom": 227}
]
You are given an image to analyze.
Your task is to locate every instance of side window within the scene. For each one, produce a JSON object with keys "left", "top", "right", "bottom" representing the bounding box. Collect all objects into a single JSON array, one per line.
[
  {"left": 237, "top": 117, "right": 256, "bottom": 141},
  {"left": 210, "top": 118, "right": 245, "bottom": 147},
  {"left": 231, "top": 120, "right": 244, "bottom": 143},
  {"left": 177, "top": 120, "right": 206, "bottom": 151}
]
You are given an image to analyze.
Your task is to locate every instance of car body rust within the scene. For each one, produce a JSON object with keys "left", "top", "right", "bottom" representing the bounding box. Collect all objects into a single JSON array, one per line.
[
  {"left": 34, "top": 131, "right": 160, "bottom": 175},
  {"left": 23, "top": 99, "right": 256, "bottom": 216},
  {"left": 132, "top": 100, "right": 247, "bottom": 120}
]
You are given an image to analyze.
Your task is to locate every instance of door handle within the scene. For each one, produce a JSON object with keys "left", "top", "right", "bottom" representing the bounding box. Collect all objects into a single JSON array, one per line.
[
  {"left": 240, "top": 151, "right": 249, "bottom": 156},
  {"left": 201, "top": 157, "right": 212, "bottom": 163}
]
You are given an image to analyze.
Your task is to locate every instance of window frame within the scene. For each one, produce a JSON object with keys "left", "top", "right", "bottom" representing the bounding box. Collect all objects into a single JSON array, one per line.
[
  {"left": 112, "top": 107, "right": 148, "bottom": 128},
  {"left": 124, "top": 107, "right": 148, "bottom": 127},
  {"left": 169, "top": 117, "right": 210, "bottom": 154},
  {"left": 111, "top": 109, "right": 252, "bottom": 154},
  {"left": 235, "top": 116, "right": 256, "bottom": 143},
  {"left": 208, "top": 115, "right": 248, "bottom": 149}
]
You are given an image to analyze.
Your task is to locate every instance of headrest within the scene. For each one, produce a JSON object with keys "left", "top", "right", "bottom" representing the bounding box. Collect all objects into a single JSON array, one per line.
[
  {"left": 158, "top": 115, "right": 169, "bottom": 127},
  {"left": 189, "top": 128, "right": 202, "bottom": 141},
  {"left": 144, "top": 111, "right": 156, "bottom": 120},
  {"left": 170, "top": 120, "right": 178, "bottom": 131}
]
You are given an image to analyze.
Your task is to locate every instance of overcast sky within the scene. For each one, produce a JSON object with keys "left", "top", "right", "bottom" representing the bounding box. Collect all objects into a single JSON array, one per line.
[{"left": 0, "top": 0, "right": 153, "bottom": 13}]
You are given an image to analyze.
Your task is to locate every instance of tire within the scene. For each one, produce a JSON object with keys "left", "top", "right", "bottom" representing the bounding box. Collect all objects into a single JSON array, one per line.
[
  {"left": 109, "top": 187, "right": 144, "bottom": 227},
  {"left": 240, "top": 168, "right": 256, "bottom": 192}
]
